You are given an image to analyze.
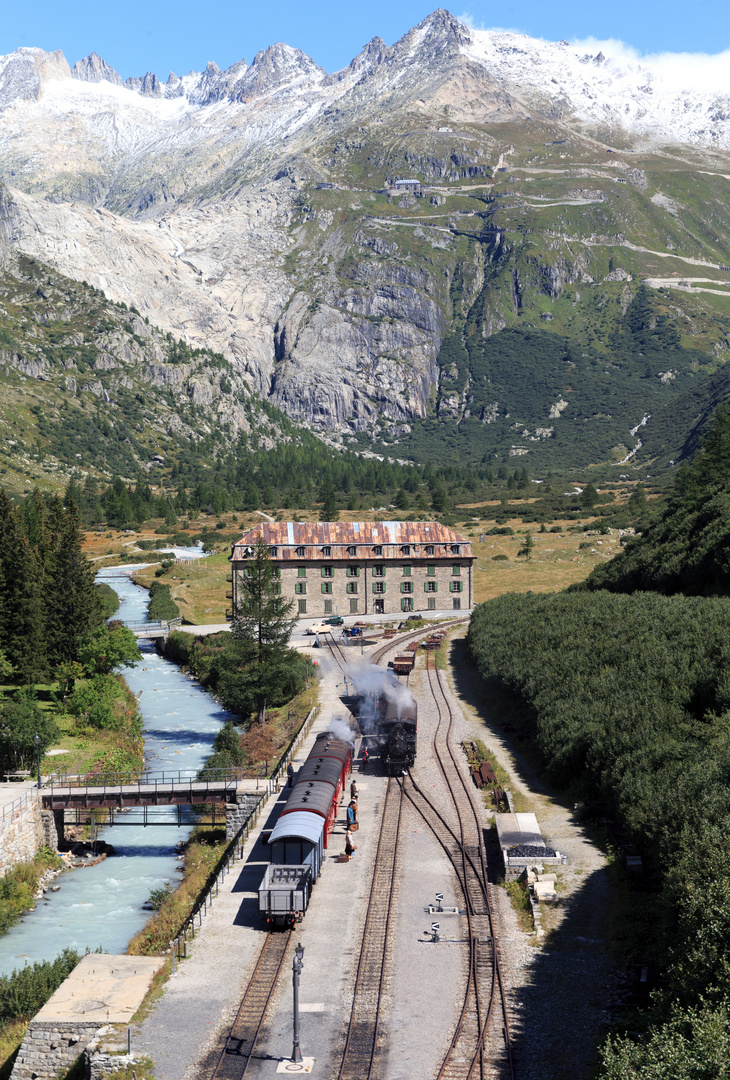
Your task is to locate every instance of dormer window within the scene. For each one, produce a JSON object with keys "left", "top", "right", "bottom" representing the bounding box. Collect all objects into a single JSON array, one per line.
[
  {"left": 322, "top": 546, "right": 332, "bottom": 557},
  {"left": 347, "top": 546, "right": 357, "bottom": 556},
  {"left": 450, "top": 544, "right": 460, "bottom": 555},
  {"left": 373, "top": 545, "right": 383, "bottom": 556},
  {"left": 401, "top": 545, "right": 411, "bottom": 555},
  {"left": 296, "top": 546, "right": 305, "bottom": 557},
  {"left": 425, "top": 545, "right": 434, "bottom": 556},
  {"left": 270, "top": 547, "right": 278, "bottom": 558}
]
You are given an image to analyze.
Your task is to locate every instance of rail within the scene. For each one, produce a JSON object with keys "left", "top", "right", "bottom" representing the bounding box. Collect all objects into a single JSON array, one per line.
[
  {"left": 122, "top": 617, "right": 183, "bottom": 633},
  {"left": 0, "top": 765, "right": 69, "bottom": 832}
]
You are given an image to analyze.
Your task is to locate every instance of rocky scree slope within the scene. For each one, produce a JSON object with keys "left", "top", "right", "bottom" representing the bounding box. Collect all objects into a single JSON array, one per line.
[{"left": 1, "top": 10, "right": 730, "bottom": 465}]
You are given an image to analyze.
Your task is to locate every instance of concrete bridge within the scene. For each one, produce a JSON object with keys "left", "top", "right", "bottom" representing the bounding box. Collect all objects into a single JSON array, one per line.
[{"left": 123, "top": 617, "right": 183, "bottom": 640}]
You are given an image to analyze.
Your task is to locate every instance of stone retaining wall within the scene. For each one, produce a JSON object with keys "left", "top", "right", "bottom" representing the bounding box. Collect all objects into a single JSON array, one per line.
[
  {"left": 10, "top": 1021, "right": 101, "bottom": 1080},
  {"left": 0, "top": 799, "right": 47, "bottom": 878},
  {"left": 226, "top": 792, "right": 265, "bottom": 840}
]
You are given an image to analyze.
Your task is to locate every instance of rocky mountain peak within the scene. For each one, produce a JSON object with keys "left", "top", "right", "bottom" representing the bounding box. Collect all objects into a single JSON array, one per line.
[
  {"left": 70, "top": 52, "right": 122, "bottom": 86},
  {"left": 0, "top": 47, "right": 70, "bottom": 109},
  {"left": 233, "top": 42, "right": 324, "bottom": 103}
]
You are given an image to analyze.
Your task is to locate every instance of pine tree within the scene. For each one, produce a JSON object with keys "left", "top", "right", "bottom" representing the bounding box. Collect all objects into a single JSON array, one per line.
[
  {"left": 45, "top": 497, "right": 101, "bottom": 667},
  {"left": 0, "top": 493, "right": 47, "bottom": 683},
  {"left": 231, "top": 536, "right": 296, "bottom": 725}
]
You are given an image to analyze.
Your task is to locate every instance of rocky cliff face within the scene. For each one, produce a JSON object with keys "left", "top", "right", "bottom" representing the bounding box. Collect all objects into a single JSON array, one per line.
[{"left": 0, "top": 10, "right": 728, "bottom": 443}]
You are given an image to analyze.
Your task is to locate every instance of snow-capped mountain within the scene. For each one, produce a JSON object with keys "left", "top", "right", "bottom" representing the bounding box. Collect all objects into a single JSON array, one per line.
[{"left": 1, "top": 10, "right": 730, "bottom": 446}]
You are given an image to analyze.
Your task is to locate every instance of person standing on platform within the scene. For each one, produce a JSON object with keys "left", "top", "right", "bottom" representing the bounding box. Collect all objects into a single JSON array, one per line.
[
  {"left": 345, "top": 829, "right": 356, "bottom": 859},
  {"left": 347, "top": 800, "right": 357, "bottom": 829},
  {"left": 287, "top": 762, "right": 294, "bottom": 787},
  {"left": 361, "top": 746, "right": 369, "bottom": 771},
  {"left": 350, "top": 779, "right": 359, "bottom": 801}
]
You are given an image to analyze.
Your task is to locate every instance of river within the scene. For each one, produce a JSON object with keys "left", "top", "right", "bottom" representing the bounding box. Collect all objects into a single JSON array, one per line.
[{"left": 0, "top": 561, "right": 231, "bottom": 976}]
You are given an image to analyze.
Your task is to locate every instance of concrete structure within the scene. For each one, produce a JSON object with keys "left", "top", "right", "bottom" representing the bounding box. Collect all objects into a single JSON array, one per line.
[
  {"left": 10, "top": 955, "right": 163, "bottom": 1080},
  {"left": 230, "top": 522, "right": 474, "bottom": 620},
  {"left": 0, "top": 792, "right": 58, "bottom": 878},
  {"left": 494, "top": 812, "right": 564, "bottom": 880}
]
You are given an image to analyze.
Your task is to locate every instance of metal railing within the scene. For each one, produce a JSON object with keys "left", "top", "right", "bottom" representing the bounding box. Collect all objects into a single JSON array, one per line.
[
  {"left": 0, "top": 765, "right": 69, "bottom": 831},
  {"left": 166, "top": 705, "right": 321, "bottom": 964},
  {"left": 41, "top": 767, "right": 243, "bottom": 802},
  {"left": 123, "top": 617, "right": 183, "bottom": 633}
]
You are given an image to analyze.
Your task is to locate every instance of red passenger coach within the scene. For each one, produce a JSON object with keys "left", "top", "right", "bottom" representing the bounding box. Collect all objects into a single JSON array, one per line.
[{"left": 279, "top": 732, "right": 351, "bottom": 848}]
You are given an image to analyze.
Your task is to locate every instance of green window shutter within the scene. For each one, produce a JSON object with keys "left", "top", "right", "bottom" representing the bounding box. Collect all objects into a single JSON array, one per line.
[
  {"left": 423, "top": 581, "right": 428, "bottom": 593},
  {"left": 434, "top": 581, "right": 438, "bottom": 592},
  {"left": 298, "top": 567, "right": 306, "bottom": 578},
  {"left": 427, "top": 565, "right": 435, "bottom": 576},
  {"left": 356, "top": 566, "right": 361, "bottom": 577},
  {"left": 402, "top": 565, "right": 411, "bottom": 576},
  {"left": 452, "top": 565, "right": 461, "bottom": 576},
  {"left": 400, "top": 582, "right": 405, "bottom": 593}
]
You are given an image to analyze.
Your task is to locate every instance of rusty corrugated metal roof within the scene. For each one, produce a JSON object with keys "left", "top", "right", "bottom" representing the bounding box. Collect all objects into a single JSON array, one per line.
[{"left": 231, "top": 521, "right": 473, "bottom": 561}]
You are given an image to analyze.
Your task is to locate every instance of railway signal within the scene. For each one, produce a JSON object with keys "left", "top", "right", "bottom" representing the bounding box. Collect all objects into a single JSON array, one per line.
[
  {"left": 292, "top": 942, "right": 305, "bottom": 1063},
  {"left": 435, "top": 892, "right": 444, "bottom": 911},
  {"left": 430, "top": 922, "right": 440, "bottom": 943}
]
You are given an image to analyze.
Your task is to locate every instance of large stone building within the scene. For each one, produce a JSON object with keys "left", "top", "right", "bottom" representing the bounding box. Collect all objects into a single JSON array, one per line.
[{"left": 229, "top": 522, "right": 474, "bottom": 619}]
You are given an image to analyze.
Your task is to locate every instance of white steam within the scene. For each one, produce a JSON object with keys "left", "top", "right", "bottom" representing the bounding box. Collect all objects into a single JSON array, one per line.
[
  {"left": 346, "top": 663, "right": 414, "bottom": 720},
  {"left": 328, "top": 718, "right": 355, "bottom": 745}
]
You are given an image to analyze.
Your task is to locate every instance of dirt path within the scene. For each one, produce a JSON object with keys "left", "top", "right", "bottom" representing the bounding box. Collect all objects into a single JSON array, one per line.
[{"left": 442, "top": 629, "right": 613, "bottom": 1080}]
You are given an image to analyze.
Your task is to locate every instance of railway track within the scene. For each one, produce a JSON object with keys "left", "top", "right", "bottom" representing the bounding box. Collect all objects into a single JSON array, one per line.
[
  {"left": 402, "top": 650, "right": 514, "bottom": 1080},
  {"left": 336, "top": 776, "right": 404, "bottom": 1080},
  {"left": 208, "top": 929, "right": 292, "bottom": 1080}
]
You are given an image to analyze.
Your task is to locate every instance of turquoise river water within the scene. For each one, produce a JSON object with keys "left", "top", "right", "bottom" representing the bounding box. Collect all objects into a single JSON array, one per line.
[{"left": 0, "top": 564, "right": 231, "bottom": 976}]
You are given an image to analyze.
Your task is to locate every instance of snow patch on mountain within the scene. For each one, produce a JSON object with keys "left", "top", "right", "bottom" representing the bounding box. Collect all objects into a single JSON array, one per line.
[{"left": 462, "top": 29, "right": 730, "bottom": 147}]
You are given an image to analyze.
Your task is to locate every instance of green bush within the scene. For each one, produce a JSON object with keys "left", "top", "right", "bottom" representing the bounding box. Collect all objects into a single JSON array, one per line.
[
  {"left": 67, "top": 675, "right": 127, "bottom": 730},
  {"left": 0, "top": 694, "right": 58, "bottom": 775},
  {"left": 147, "top": 581, "right": 180, "bottom": 621},
  {"left": 0, "top": 949, "right": 81, "bottom": 1023}
]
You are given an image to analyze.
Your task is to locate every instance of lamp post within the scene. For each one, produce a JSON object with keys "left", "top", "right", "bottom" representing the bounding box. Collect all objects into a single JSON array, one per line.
[
  {"left": 34, "top": 732, "right": 41, "bottom": 788},
  {"left": 291, "top": 941, "right": 304, "bottom": 1064}
]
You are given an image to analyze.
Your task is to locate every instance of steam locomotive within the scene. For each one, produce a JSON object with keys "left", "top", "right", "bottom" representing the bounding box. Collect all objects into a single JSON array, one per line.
[{"left": 379, "top": 696, "right": 418, "bottom": 775}]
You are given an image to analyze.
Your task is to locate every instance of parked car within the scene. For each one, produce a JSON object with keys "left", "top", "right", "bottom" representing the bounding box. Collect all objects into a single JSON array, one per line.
[
  {"left": 305, "top": 623, "right": 330, "bottom": 636},
  {"left": 324, "top": 615, "right": 344, "bottom": 626}
]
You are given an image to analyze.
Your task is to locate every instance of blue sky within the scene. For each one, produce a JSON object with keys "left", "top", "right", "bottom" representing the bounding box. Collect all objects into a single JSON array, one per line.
[{"left": 5, "top": 1, "right": 729, "bottom": 81}]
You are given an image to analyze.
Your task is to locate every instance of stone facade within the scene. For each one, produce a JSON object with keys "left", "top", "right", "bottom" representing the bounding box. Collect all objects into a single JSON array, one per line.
[
  {"left": 231, "top": 522, "right": 474, "bottom": 619},
  {"left": 0, "top": 797, "right": 47, "bottom": 879},
  {"left": 226, "top": 792, "right": 264, "bottom": 841},
  {"left": 10, "top": 1021, "right": 101, "bottom": 1080}
]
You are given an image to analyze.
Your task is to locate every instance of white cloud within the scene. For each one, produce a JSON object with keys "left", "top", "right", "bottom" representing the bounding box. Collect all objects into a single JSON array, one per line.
[{"left": 568, "top": 36, "right": 730, "bottom": 95}]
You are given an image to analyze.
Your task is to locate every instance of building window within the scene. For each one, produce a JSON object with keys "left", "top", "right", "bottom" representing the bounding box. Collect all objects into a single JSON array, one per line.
[
  {"left": 428, "top": 597, "right": 436, "bottom": 610},
  {"left": 427, "top": 565, "right": 436, "bottom": 577},
  {"left": 296, "top": 546, "right": 305, "bottom": 557},
  {"left": 272, "top": 583, "right": 281, "bottom": 595},
  {"left": 401, "top": 582, "right": 413, "bottom": 594},
  {"left": 425, "top": 545, "right": 434, "bottom": 556},
  {"left": 295, "top": 582, "right": 306, "bottom": 595},
  {"left": 297, "top": 567, "right": 306, "bottom": 578},
  {"left": 346, "top": 566, "right": 360, "bottom": 578},
  {"left": 402, "top": 565, "right": 411, "bottom": 577},
  {"left": 349, "top": 598, "right": 359, "bottom": 613},
  {"left": 321, "top": 582, "right": 333, "bottom": 594},
  {"left": 373, "top": 565, "right": 385, "bottom": 578},
  {"left": 450, "top": 581, "right": 463, "bottom": 593},
  {"left": 270, "top": 546, "right": 278, "bottom": 557},
  {"left": 452, "top": 597, "right": 461, "bottom": 609},
  {"left": 452, "top": 565, "right": 461, "bottom": 576},
  {"left": 346, "top": 582, "right": 358, "bottom": 594},
  {"left": 322, "top": 546, "right": 331, "bottom": 557},
  {"left": 347, "top": 546, "right": 357, "bottom": 556},
  {"left": 401, "top": 597, "right": 413, "bottom": 612},
  {"left": 373, "top": 582, "right": 385, "bottom": 594},
  {"left": 425, "top": 581, "right": 437, "bottom": 593},
  {"left": 451, "top": 545, "right": 460, "bottom": 555},
  {"left": 322, "top": 566, "right": 334, "bottom": 578},
  {"left": 298, "top": 599, "right": 307, "bottom": 614},
  {"left": 324, "top": 599, "right": 333, "bottom": 614},
  {"left": 401, "top": 545, "right": 411, "bottom": 556},
  {"left": 373, "top": 545, "right": 383, "bottom": 556}
]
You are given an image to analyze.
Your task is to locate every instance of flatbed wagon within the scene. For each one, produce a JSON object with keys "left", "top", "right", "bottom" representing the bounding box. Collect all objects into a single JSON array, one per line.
[
  {"left": 391, "top": 654, "right": 415, "bottom": 675},
  {"left": 258, "top": 864, "right": 312, "bottom": 926}
]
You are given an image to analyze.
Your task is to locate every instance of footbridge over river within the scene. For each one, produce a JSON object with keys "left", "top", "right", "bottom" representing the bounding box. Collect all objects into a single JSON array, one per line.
[
  {"left": 123, "top": 617, "right": 183, "bottom": 640},
  {"left": 40, "top": 769, "right": 265, "bottom": 841}
]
